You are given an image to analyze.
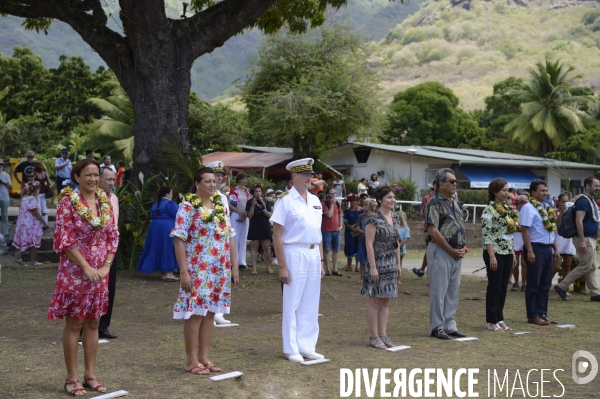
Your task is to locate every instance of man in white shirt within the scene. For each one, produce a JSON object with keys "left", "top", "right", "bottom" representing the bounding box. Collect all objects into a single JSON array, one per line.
[
  {"left": 101, "top": 155, "right": 117, "bottom": 174},
  {"left": 54, "top": 148, "right": 73, "bottom": 190},
  {"left": 271, "top": 158, "right": 325, "bottom": 363},
  {"left": 520, "top": 179, "right": 560, "bottom": 326}
]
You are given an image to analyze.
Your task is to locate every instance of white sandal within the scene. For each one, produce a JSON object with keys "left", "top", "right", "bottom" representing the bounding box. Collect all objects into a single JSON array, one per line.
[
  {"left": 486, "top": 322, "right": 503, "bottom": 332},
  {"left": 497, "top": 321, "right": 512, "bottom": 331}
]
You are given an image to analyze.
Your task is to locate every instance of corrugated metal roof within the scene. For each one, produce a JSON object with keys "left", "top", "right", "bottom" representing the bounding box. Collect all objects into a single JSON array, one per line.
[
  {"left": 202, "top": 151, "right": 293, "bottom": 168},
  {"left": 238, "top": 145, "right": 293, "bottom": 153},
  {"left": 348, "top": 142, "right": 600, "bottom": 170}
]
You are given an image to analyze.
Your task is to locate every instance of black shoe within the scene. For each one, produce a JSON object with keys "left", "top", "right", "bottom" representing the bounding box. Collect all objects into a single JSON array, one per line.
[
  {"left": 430, "top": 329, "right": 450, "bottom": 340},
  {"left": 331, "top": 271, "right": 342, "bottom": 276},
  {"left": 448, "top": 330, "right": 467, "bottom": 338},
  {"left": 99, "top": 330, "right": 118, "bottom": 339},
  {"left": 591, "top": 295, "right": 600, "bottom": 302},
  {"left": 554, "top": 285, "right": 569, "bottom": 301},
  {"left": 239, "top": 264, "right": 247, "bottom": 269}
]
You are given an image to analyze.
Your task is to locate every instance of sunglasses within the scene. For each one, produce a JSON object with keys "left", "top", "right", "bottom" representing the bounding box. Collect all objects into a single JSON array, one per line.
[
  {"left": 444, "top": 179, "right": 458, "bottom": 185},
  {"left": 27, "top": 156, "right": 34, "bottom": 158},
  {"left": 27, "top": 175, "right": 35, "bottom": 178}
]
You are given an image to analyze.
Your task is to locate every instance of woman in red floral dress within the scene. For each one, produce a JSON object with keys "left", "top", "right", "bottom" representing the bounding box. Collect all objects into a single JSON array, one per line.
[{"left": 47, "top": 159, "right": 118, "bottom": 396}]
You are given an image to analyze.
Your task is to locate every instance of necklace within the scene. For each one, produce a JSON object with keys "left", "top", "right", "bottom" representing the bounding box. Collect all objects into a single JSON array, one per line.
[
  {"left": 491, "top": 201, "right": 520, "bottom": 234},
  {"left": 528, "top": 197, "right": 557, "bottom": 232},
  {"left": 59, "top": 187, "right": 112, "bottom": 228},
  {"left": 582, "top": 194, "right": 600, "bottom": 222},
  {"left": 184, "top": 192, "right": 231, "bottom": 237}
]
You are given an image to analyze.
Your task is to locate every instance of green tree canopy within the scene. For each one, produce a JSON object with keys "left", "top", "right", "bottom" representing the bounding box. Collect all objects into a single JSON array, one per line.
[
  {"left": 382, "top": 81, "right": 484, "bottom": 148},
  {"left": 504, "top": 59, "right": 596, "bottom": 155},
  {"left": 241, "top": 23, "right": 382, "bottom": 159}
]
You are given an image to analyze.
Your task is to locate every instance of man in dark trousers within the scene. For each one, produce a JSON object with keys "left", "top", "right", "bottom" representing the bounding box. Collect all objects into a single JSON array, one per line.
[{"left": 98, "top": 167, "right": 119, "bottom": 338}]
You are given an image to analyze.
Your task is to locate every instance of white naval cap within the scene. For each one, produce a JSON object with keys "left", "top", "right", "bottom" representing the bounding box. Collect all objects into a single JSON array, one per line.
[
  {"left": 205, "top": 160, "right": 225, "bottom": 174},
  {"left": 286, "top": 158, "right": 315, "bottom": 174}
]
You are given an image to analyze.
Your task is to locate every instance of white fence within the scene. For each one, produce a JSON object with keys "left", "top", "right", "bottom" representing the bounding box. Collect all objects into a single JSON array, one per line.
[{"left": 396, "top": 200, "right": 486, "bottom": 224}]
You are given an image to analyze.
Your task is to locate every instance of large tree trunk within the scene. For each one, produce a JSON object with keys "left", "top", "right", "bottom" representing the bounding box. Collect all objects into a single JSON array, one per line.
[{"left": 120, "top": 2, "right": 193, "bottom": 182}]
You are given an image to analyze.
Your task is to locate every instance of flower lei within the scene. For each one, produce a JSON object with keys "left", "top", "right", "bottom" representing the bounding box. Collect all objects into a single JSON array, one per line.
[
  {"left": 59, "top": 186, "right": 112, "bottom": 228},
  {"left": 491, "top": 201, "right": 520, "bottom": 234},
  {"left": 184, "top": 192, "right": 231, "bottom": 237},
  {"left": 528, "top": 197, "right": 557, "bottom": 232}
]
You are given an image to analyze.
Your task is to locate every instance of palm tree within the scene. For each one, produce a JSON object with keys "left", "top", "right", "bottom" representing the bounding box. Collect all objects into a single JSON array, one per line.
[
  {"left": 86, "top": 76, "right": 134, "bottom": 162},
  {"left": 504, "top": 60, "right": 595, "bottom": 155}
]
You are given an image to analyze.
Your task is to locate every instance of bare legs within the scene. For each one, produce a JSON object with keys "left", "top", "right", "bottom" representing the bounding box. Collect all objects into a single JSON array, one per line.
[
  {"left": 184, "top": 313, "right": 215, "bottom": 367},
  {"left": 366, "top": 297, "right": 391, "bottom": 337},
  {"left": 63, "top": 316, "right": 103, "bottom": 394},
  {"left": 251, "top": 240, "right": 273, "bottom": 274},
  {"left": 512, "top": 253, "right": 526, "bottom": 289}
]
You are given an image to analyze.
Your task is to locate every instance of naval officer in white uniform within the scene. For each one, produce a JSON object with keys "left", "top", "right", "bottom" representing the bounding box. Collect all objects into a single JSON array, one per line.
[
  {"left": 206, "top": 160, "right": 234, "bottom": 326},
  {"left": 270, "top": 158, "right": 325, "bottom": 363}
]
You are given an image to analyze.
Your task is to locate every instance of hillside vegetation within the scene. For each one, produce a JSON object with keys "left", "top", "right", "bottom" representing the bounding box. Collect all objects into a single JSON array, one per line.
[
  {"left": 377, "top": 0, "right": 600, "bottom": 110},
  {"left": 0, "top": 0, "right": 422, "bottom": 101}
]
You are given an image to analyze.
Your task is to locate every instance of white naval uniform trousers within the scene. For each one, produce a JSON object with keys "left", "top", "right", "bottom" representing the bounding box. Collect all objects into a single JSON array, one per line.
[{"left": 270, "top": 186, "right": 323, "bottom": 356}]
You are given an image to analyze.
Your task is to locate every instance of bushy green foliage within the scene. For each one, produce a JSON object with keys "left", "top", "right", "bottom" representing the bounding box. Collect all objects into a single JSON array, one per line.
[
  {"left": 457, "top": 189, "right": 488, "bottom": 205},
  {"left": 582, "top": 9, "right": 600, "bottom": 25},
  {"left": 402, "top": 26, "right": 443, "bottom": 45},
  {"left": 241, "top": 23, "right": 383, "bottom": 159},
  {"left": 382, "top": 82, "right": 485, "bottom": 148},
  {"left": 391, "top": 175, "right": 417, "bottom": 201}
]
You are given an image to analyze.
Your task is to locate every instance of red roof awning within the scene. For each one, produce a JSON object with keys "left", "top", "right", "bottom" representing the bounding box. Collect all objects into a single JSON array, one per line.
[{"left": 202, "top": 152, "right": 293, "bottom": 170}]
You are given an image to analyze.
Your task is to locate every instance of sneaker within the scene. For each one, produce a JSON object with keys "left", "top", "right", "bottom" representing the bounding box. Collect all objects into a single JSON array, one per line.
[
  {"left": 412, "top": 268, "right": 424, "bottom": 277},
  {"left": 511, "top": 283, "right": 519, "bottom": 292}
]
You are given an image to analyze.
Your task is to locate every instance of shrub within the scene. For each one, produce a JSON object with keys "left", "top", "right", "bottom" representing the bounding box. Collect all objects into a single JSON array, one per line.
[
  {"left": 582, "top": 9, "right": 600, "bottom": 25},
  {"left": 391, "top": 175, "right": 418, "bottom": 201},
  {"left": 582, "top": 38, "right": 597, "bottom": 48},
  {"left": 346, "top": 179, "right": 360, "bottom": 195},
  {"left": 415, "top": 41, "right": 451, "bottom": 64},
  {"left": 497, "top": 40, "right": 516, "bottom": 59},
  {"left": 591, "top": 20, "right": 600, "bottom": 32},
  {"left": 385, "top": 29, "right": 404, "bottom": 44},
  {"left": 402, "top": 26, "right": 443, "bottom": 45},
  {"left": 456, "top": 189, "right": 488, "bottom": 205},
  {"left": 391, "top": 47, "right": 418, "bottom": 67},
  {"left": 552, "top": 40, "right": 571, "bottom": 52}
]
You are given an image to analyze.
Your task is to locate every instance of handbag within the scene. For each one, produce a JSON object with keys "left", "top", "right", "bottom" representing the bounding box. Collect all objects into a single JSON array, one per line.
[{"left": 45, "top": 177, "right": 54, "bottom": 198}]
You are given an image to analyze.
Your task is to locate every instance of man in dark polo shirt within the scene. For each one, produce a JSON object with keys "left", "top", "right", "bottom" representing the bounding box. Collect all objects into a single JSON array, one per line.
[
  {"left": 555, "top": 176, "right": 600, "bottom": 302},
  {"left": 425, "top": 168, "right": 467, "bottom": 340},
  {"left": 520, "top": 180, "right": 560, "bottom": 325}
]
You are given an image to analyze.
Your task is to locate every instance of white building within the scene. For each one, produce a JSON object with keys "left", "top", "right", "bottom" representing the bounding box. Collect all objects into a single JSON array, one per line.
[{"left": 320, "top": 142, "right": 600, "bottom": 199}]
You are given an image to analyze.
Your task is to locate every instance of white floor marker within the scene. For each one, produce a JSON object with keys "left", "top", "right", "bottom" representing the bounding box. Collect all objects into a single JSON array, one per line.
[
  {"left": 514, "top": 332, "right": 531, "bottom": 335},
  {"left": 557, "top": 324, "right": 575, "bottom": 329},
  {"left": 78, "top": 339, "right": 109, "bottom": 346},
  {"left": 89, "top": 390, "right": 128, "bottom": 398},
  {"left": 386, "top": 345, "right": 411, "bottom": 352},
  {"left": 318, "top": 314, "right": 323, "bottom": 316},
  {"left": 209, "top": 371, "right": 243, "bottom": 381},
  {"left": 214, "top": 323, "right": 239, "bottom": 328},
  {"left": 454, "top": 337, "right": 478, "bottom": 342},
  {"left": 300, "top": 359, "right": 330, "bottom": 366}
]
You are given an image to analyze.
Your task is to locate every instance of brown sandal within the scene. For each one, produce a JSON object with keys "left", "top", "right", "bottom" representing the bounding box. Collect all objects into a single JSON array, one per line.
[
  {"left": 204, "top": 361, "right": 222, "bottom": 372},
  {"left": 64, "top": 379, "right": 86, "bottom": 396},
  {"left": 185, "top": 363, "right": 210, "bottom": 375},
  {"left": 83, "top": 377, "right": 106, "bottom": 393}
]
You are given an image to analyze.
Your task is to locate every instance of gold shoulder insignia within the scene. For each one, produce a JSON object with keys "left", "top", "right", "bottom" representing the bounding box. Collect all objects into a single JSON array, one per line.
[{"left": 277, "top": 191, "right": 289, "bottom": 199}]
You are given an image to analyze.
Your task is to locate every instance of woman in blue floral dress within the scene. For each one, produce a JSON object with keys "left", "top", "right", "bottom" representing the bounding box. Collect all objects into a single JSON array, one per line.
[{"left": 171, "top": 167, "right": 239, "bottom": 375}]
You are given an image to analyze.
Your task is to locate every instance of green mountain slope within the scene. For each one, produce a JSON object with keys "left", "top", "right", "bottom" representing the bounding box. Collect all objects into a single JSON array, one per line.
[
  {"left": 0, "top": 0, "right": 422, "bottom": 101},
  {"left": 377, "top": 0, "right": 600, "bottom": 110}
]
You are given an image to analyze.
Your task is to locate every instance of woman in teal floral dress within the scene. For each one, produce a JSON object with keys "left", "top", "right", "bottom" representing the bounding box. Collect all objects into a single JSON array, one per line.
[
  {"left": 482, "top": 178, "right": 519, "bottom": 332},
  {"left": 171, "top": 167, "right": 239, "bottom": 375}
]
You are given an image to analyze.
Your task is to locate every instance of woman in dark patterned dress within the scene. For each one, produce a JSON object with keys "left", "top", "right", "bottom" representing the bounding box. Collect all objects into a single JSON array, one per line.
[{"left": 361, "top": 186, "right": 401, "bottom": 349}]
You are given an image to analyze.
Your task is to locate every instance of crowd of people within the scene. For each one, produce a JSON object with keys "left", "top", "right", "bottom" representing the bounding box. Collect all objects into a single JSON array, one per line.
[{"left": 2, "top": 148, "right": 600, "bottom": 393}]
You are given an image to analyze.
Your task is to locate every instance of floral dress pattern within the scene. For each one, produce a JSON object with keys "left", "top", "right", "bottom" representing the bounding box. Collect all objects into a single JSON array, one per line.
[
  {"left": 481, "top": 202, "right": 515, "bottom": 255},
  {"left": 48, "top": 193, "right": 119, "bottom": 320},
  {"left": 361, "top": 211, "right": 401, "bottom": 298},
  {"left": 171, "top": 201, "right": 236, "bottom": 319},
  {"left": 12, "top": 195, "right": 43, "bottom": 250}
]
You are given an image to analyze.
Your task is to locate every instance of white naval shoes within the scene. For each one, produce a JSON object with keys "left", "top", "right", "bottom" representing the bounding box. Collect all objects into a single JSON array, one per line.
[
  {"left": 287, "top": 354, "right": 305, "bottom": 363},
  {"left": 299, "top": 352, "right": 324, "bottom": 360},
  {"left": 214, "top": 314, "right": 232, "bottom": 325}
]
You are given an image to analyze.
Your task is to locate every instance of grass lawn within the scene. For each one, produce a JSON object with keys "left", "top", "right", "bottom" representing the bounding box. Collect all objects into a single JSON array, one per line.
[{"left": 1, "top": 255, "right": 599, "bottom": 398}]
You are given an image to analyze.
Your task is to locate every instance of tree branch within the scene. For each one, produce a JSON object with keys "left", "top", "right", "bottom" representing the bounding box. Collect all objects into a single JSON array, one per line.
[
  {"left": 0, "top": 0, "right": 132, "bottom": 80},
  {"left": 179, "top": 0, "right": 277, "bottom": 60}
]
